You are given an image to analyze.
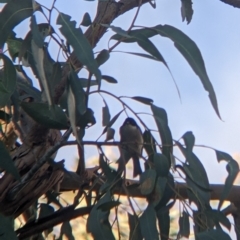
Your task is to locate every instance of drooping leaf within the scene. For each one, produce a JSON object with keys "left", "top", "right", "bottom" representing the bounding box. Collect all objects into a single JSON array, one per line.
[
  {"left": 143, "top": 130, "right": 156, "bottom": 161},
  {"left": 154, "top": 24, "right": 221, "bottom": 119},
  {"left": 57, "top": 12, "right": 101, "bottom": 85},
  {"left": 105, "top": 128, "right": 115, "bottom": 141},
  {"left": 128, "top": 213, "right": 142, "bottom": 240},
  {"left": 215, "top": 150, "right": 239, "bottom": 210},
  {"left": 149, "top": 176, "right": 167, "bottom": 207},
  {"left": 139, "top": 204, "right": 159, "bottom": 240},
  {"left": 140, "top": 169, "right": 157, "bottom": 195},
  {"left": 153, "top": 153, "right": 169, "bottom": 177},
  {"left": 102, "top": 99, "right": 110, "bottom": 126},
  {"left": 181, "top": 0, "right": 194, "bottom": 24},
  {"left": 101, "top": 109, "right": 123, "bottom": 135},
  {"left": 96, "top": 49, "right": 110, "bottom": 66},
  {"left": 0, "top": 214, "right": 18, "bottom": 240},
  {"left": 115, "top": 51, "right": 162, "bottom": 61},
  {"left": 151, "top": 104, "right": 173, "bottom": 165},
  {"left": 0, "top": 0, "right": 35, "bottom": 48},
  {"left": 30, "top": 18, "right": 53, "bottom": 106},
  {"left": 156, "top": 206, "right": 170, "bottom": 240},
  {"left": 182, "top": 131, "right": 195, "bottom": 152},
  {"left": 132, "top": 96, "right": 153, "bottom": 105},
  {"left": 99, "top": 154, "right": 117, "bottom": 183},
  {"left": 21, "top": 102, "right": 69, "bottom": 129},
  {"left": 178, "top": 211, "right": 190, "bottom": 238},
  {"left": 87, "top": 191, "right": 115, "bottom": 240},
  {"left": 102, "top": 75, "right": 118, "bottom": 84},
  {"left": 80, "top": 12, "right": 92, "bottom": 27},
  {"left": 0, "top": 141, "right": 20, "bottom": 180},
  {"left": 0, "top": 54, "right": 16, "bottom": 107}
]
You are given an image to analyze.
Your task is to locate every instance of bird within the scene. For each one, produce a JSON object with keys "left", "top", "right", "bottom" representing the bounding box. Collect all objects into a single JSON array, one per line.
[{"left": 118, "top": 117, "right": 143, "bottom": 177}]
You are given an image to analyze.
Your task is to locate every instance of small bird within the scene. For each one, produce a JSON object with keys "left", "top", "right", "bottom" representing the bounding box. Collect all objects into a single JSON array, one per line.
[{"left": 118, "top": 117, "right": 143, "bottom": 177}]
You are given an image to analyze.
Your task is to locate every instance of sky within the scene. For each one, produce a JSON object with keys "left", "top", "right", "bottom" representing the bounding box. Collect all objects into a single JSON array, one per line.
[{"left": 1, "top": 0, "right": 240, "bottom": 238}]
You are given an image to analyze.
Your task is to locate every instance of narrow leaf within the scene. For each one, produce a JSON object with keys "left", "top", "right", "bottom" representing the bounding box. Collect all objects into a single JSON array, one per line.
[
  {"left": 21, "top": 102, "right": 68, "bottom": 129},
  {"left": 178, "top": 211, "right": 190, "bottom": 238},
  {"left": 0, "top": 54, "right": 16, "bottom": 108},
  {"left": 132, "top": 96, "right": 153, "bottom": 105},
  {"left": 154, "top": 24, "right": 221, "bottom": 119},
  {"left": 181, "top": 0, "right": 194, "bottom": 24},
  {"left": 57, "top": 12, "right": 101, "bottom": 85},
  {"left": 102, "top": 75, "right": 118, "bottom": 83},
  {"left": 139, "top": 204, "right": 159, "bottom": 240},
  {"left": 151, "top": 104, "right": 173, "bottom": 165},
  {"left": 80, "top": 12, "right": 92, "bottom": 27},
  {"left": 102, "top": 99, "right": 110, "bottom": 126},
  {"left": 96, "top": 49, "right": 110, "bottom": 66},
  {"left": 140, "top": 169, "right": 157, "bottom": 195},
  {"left": 0, "top": 0, "right": 34, "bottom": 48}
]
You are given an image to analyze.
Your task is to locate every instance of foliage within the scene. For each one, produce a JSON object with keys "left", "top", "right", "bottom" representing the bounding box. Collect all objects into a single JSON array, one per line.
[{"left": 0, "top": 0, "right": 238, "bottom": 239}]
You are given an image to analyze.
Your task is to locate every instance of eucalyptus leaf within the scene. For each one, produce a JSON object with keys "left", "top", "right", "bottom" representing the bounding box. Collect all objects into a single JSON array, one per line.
[
  {"left": 154, "top": 24, "right": 221, "bottom": 119},
  {"left": 57, "top": 12, "right": 101, "bottom": 85},
  {"left": 21, "top": 102, "right": 69, "bottom": 129}
]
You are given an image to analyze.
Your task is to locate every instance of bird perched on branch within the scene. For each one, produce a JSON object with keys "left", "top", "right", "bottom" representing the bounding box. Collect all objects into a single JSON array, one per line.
[{"left": 118, "top": 117, "right": 143, "bottom": 177}]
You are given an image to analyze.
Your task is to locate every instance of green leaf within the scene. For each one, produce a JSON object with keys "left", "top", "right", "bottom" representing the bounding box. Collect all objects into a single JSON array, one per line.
[
  {"left": 0, "top": 0, "right": 34, "bottom": 48},
  {"left": 149, "top": 176, "right": 167, "bottom": 207},
  {"left": 99, "top": 154, "right": 117, "bottom": 183},
  {"left": 111, "top": 28, "right": 157, "bottom": 43},
  {"left": 102, "top": 99, "right": 110, "bottom": 126},
  {"left": 80, "top": 12, "right": 92, "bottom": 27},
  {"left": 128, "top": 213, "right": 142, "bottom": 240},
  {"left": 0, "top": 141, "right": 20, "bottom": 180},
  {"left": 156, "top": 206, "right": 170, "bottom": 240},
  {"left": 140, "top": 169, "right": 157, "bottom": 195},
  {"left": 57, "top": 12, "right": 101, "bottom": 85},
  {"left": 139, "top": 204, "right": 159, "bottom": 240},
  {"left": 105, "top": 128, "right": 115, "bottom": 141},
  {"left": 6, "top": 31, "right": 23, "bottom": 61},
  {"left": 0, "top": 54, "right": 16, "bottom": 107},
  {"left": 215, "top": 150, "right": 239, "bottom": 210},
  {"left": 102, "top": 75, "right": 118, "bottom": 83},
  {"left": 59, "top": 221, "right": 75, "bottom": 240},
  {"left": 101, "top": 109, "right": 123, "bottom": 135},
  {"left": 21, "top": 102, "right": 69, "bottom": 129},
  {"left": 196, "top": 229, "right": 231, "bottom": 240},
  {"left": 0, "top": 214, "right": 18, "bottom": 240},
  {"left": 181, "top": 0, "right": 194, "bottom": 24},
  {"left": 115, "top": 51, "right": 162, "bottom": 61},
  {"left": 97, "top": 200, "right": 121, "bottom": 211},
  {"left": 178, "top": 211, "right": 190, "bottom": 238},
  {"left": 182, "top": 131, "right": 195, "bottom": 152},
  {"left": 96, "top": 49, "right": 110, "bottom": 66},
  {"left": 102, "top": 24, "right": 131, "bottom": 38},
  {"left": 143, "top": 130, "right": 156, "bottom": 161},
  {"left": 204, "top": 209, "right": 231, "bottom": 231},
  {"left": 0, "top": 110, "right": 10, "bottom": 123},
  {"left": 153, "top": 153, "right": 169, "bottom": 177},
  {"left": 151, "top": 104, "right": 173, "bottom": 165},
  {"left": 132, "top": 96, "right": 153, "bottom": 105},
  {"left": 87, "top": 191, "right": 115, "bottom": 240},
  {"left": 133, "top": 33, "right": 168, "bottom": 66},
  {"left": 154, "top": 24, "right": 221, "bottom": 119}
]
